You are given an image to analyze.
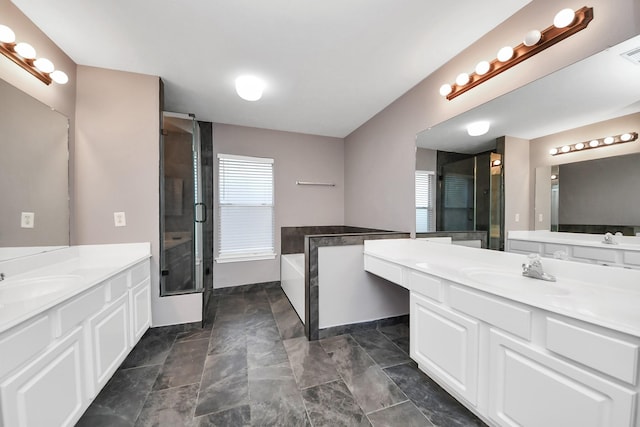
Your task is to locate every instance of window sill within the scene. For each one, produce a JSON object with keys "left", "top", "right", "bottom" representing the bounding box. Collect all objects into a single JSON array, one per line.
[{"left": 215, "top": 253, "right": 277, "bottom": 264}]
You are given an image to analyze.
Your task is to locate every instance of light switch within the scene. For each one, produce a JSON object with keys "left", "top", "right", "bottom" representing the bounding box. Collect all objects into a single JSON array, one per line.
[
  {"left": 21, "top": 212, "right": 35, "bottom": 228},
  {"left": 515, "top": 213, "right": 520, "bottom": 222},
  {"left": 114, "top": 212, "right": 126, "bottom": 227},
  {"left": 538, "top": 213, "right": 544, "bottom": 222}
]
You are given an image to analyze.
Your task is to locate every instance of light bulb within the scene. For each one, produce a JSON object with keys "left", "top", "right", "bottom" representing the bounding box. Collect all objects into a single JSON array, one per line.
[
  {"left": 492, "top": 159, "right": 502, "bottom": 166},
  {"left": 34, "top": 58, "right": 55, "bottom": 73},
  {"left": 551, "top": 174, "right": 558, "bottom": 180},
  {"left": 523, "top": 30, "right": 542, "bottom": 47},
  {"left": 620, "top": 133, "right": 633, "bottom": 141},
  {"left": 439, "top": 84, "right": 452, "bottom": 97},
  {"left": 554, "top": 8, "right": 576, "bottom": 28},
  {"left": 561, "top": 145, "right": 571, "bottom": 153},
  {"left": 50, "top": 70, "right": 68, "bottom": 84},
  {"left": 604, "top": 136, "right": 614, "bottom": 145},
  {"left": 589, "top": 140, "right": 599, "bottom": 147},
  {"left": 0, "top": 24, "right": 16, "bottom": 43},
  {"left": 549, "top": 148, "right": 558, "bottom": 155},
  {"left": 475, "top": 61, "right": 490, "bottom": 76},
  {"left": 455, "top": 73, "right": 470, "bottom": 86},
  {"left": 467, "top": 121, "right": 490, "bottom": 137},
  {"left": 15, "top": 42, "right": 36, "bottom": 59},
  {"left": 235, "top": 75, "right": 265, "bottom": 101},
  {"left": 497, "top": 46, "right": 514, "bottom": 62},
  {"left": 574, "top": 142, "right": 585, "bottom": 150}
]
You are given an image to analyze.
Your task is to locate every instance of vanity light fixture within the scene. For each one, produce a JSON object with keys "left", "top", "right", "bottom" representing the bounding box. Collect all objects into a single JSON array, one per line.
[
  {"left": 0, "top": 23, "right": 68, "bottom": 85},
  {"left": 549, "top": 132, "right": 638, "bottom": 156},
  {"left": 440, "top": 6, "right": 594, "bottom": 101}
]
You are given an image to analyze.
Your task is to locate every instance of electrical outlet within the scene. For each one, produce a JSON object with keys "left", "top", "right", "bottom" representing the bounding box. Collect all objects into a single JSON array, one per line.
[
  {"left": 515, "top": 213, "right": 520, "bottom": 222},
  {"left": 114, "top": 212, "right": 126, "bottom": 227},
  {"left": 21, "top": 212, "right": 35, "bottom": 228},
  {"left": 538, "top": 213, "right": 544, "bottom": 222}
]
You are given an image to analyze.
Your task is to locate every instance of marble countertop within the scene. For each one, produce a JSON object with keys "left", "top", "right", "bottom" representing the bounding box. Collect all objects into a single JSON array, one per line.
[
  {"left": 508, "top": 230, "right": 640, "bottom": 251},
  {"left": 0, "top": 243, "right": 151, "bottom": 333},
  {"left": 364, "top": 239, "right": 640, "bottom": 337}
]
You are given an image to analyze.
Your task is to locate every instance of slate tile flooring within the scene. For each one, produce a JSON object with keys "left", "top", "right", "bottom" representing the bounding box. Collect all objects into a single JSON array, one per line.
[{"left": 77, "top": 283, "right": 486, "bottom": 426}]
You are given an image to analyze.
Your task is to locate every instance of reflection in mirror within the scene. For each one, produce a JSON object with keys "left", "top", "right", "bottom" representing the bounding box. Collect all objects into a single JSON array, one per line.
[
  {"left": 0, "top": 78, "right": 69, "bottom": 261},
  {"left": 417, "top": 34, "right": 640, "bottom": 242}
]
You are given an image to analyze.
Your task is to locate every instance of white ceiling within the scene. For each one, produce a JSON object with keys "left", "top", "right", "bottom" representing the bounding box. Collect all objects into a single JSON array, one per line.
[
  {"left": 416, "top": 35, "right": 640, "bottom": 153},
  {"left": 11, "top": 0, "right": 530, "bottom": 137}
]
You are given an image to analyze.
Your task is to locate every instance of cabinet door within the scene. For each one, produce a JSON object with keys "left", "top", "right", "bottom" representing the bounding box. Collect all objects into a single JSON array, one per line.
[
  {"left": 489, "top": 329, "right": 637, "bottom": 427},
  {"left": 410, "top": 291, "right": 479, "bottom": 405},
  {"left": 0, "top": 327, "right": 85, "bottom": 427},
  {"left": 130, "top": 278, "right": 151, "bottom": 346},
  {"left": 89, "top": 293, "right": 130, "bottom": 395}
]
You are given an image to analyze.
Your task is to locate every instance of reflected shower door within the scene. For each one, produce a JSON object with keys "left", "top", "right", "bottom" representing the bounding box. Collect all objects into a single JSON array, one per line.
[{"left": 440, "top": 157, "right": 476, "bottom": 231}]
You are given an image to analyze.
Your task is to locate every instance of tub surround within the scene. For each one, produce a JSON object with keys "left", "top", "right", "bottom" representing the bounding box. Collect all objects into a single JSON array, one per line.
[
  {"left": 281, "top": 225, "right": 390, "bottom": 255},
  {"left": 364, "top": 238, "right": 640, "bottom": 427},
  {"left": 508, "top": 230, "right": 640, "bottom": 269},
  {"left": 0, "top": 243, "right": 152, "bottom": 427}
]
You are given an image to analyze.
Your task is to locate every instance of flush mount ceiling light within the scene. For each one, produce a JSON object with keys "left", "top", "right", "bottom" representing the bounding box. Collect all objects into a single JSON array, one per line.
[
  {"left": 550, "top": 132, "right": 638, "bottom": 156},
  {"left": 235, "top": 75, "right": 265, "bottom": 101},
  {"left": 0, "top": 23, "right": 68, "bottom": 85},
  {"left": 440, "top": 6, "right": 593, "bottom": 101},
  {"left": 467, "top": 121, "right": 490, "bottom": 136}
]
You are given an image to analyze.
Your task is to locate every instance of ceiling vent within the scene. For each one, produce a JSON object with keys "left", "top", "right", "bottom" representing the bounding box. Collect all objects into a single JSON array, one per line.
[{"left": 621, "top": 46, "right": 640, "bottom": 65}]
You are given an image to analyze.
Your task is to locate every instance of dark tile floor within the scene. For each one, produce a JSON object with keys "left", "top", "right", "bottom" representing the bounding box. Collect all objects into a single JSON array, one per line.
[{"left": 76, "top": 283, "right": 486, "bottom": 427}]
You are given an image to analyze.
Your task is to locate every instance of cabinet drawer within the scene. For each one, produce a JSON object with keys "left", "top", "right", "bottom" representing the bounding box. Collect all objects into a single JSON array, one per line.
[
  {"left": 449, "top": 286, "right": 532, "bottom": 340},
  {"left": 0, "top": 316, "right": 52, "bottom": 378},
  {"left": 130, "top": 261, "right": 150, "bottom": 287},
  {"left": 364, "top": 255, "right": 404, "bottom": 288},
  {"left": 543, "top": 243, "right": 569, "bottom": 257},
  {"left": 509, "top": 240, "right": 541, "bottom": 253},
  {"left": 407, "top": 270, "right": 442, "bottom": 302},
  {"left": 107, "top": 273, "right": 128, "bottom": 301},
  {"left": 546, "top": 317, "right": 639, "bottom": 385},
  {"left": 56, "top": 285, "right": 105, "bottom": 337},
  {"left": 572, "top": 246, "right": 616, "bottom": 263},
  {"left": 623, "top": 251, "right": 640, "bottom": 266}
]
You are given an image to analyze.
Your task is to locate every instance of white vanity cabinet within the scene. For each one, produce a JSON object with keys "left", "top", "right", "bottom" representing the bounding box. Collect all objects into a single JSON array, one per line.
[
  {"left": 0, "top": 258, "right": 151, "bottom": 427},
  {"left": 363, "top": 239, "right": 640, "bottom": 427}
]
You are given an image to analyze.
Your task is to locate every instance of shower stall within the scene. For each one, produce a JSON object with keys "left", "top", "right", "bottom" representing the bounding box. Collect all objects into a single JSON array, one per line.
[{"left": 159, "top": 112, "right": 213, "bottom": 298}]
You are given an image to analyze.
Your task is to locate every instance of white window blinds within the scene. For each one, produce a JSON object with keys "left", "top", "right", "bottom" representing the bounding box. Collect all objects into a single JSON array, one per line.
[
  {"left": 416, "top": 170, "right": 435, "bottom": 232},
  {"left": 217, "top": 154, "right": 275, "bottom": 261}
]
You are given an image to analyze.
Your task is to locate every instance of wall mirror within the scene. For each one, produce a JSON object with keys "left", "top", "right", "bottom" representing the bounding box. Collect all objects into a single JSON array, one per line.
[
  {"left": 416, "top": 34, "right": 640, "bottom": 237},
  {"left": 0, "top": 78, "right": 70, "bottom": 261}
]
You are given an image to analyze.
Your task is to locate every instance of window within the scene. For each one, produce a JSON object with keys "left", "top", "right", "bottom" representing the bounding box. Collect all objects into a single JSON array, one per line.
[
  {"left": 217, "top": 154, "right": 275, "bottom": 262},
  {"left": 416, "top": 170, "right": 435, "bottom": 232}
]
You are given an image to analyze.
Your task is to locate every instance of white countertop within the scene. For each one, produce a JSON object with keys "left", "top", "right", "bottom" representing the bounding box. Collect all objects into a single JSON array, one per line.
[
  {"left": 0, "top": 243, "right": 151, "bottom": 333},
  {"left": 364, "top": 239, "right": 640, "bottom": 337},
  {"left": 508, "top": 230, "right": 640, "bottom": 251}
]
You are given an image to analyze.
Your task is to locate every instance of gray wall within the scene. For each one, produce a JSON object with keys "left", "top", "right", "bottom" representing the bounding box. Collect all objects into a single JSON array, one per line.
[
  {"left": 344, "top": 0, "right": 640, "bottom": 235},
  {"left": 559, "top": 153, "right": 640, "bottom": 226},
  {"left": 213, "top": 123, "right": 345, "bottom": 288}
]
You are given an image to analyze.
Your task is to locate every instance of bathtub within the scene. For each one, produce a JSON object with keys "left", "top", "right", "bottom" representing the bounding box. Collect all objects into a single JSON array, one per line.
[{"left": 281, "top": 253, "right": 305, "bottom": 324}]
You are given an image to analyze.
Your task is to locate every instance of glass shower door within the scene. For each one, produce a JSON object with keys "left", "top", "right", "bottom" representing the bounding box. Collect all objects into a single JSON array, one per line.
[{"left": 160, "top": 112, "right": 204, "bottom": 295}]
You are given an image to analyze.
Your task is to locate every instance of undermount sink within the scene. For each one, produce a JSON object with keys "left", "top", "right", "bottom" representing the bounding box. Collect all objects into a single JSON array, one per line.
[
  {"left": 0, "top": 275, "right": 82, "bottom": 304},
  {"left": 463, "top": 269, "right": 570, "bottom": 296}
]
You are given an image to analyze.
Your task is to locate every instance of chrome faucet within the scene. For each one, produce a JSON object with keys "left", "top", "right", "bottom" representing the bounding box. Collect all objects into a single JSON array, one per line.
[
  {"left": 522, "top": 254, "right": 556, "bottom": 282},
  {"left": 602, "top": 232, "right": 618, "bottom": 245}
]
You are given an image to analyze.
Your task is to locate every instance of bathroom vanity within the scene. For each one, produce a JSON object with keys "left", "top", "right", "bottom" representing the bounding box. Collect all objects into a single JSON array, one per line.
[
  {"left": 508, "top": 230, "right": 640, "bottom": 269},
  {"left": 364, "top": 239, "right": 640, "bottom": 427},
  {"left": 0, "top": 243, "right": 151, "bottom": 427}
]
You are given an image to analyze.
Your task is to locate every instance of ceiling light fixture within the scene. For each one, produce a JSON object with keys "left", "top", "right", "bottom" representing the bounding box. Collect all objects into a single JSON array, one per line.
[
  {"left": 549, "top": 132, "right": 638, "bottom": 156},
  {"left": 440, "top": 6, "right": 593, "bottom": 101},
  {"left": 0, "top": 23, "right": 68, "bottom": 85},
  {"left": 467, "top": 121, "right": 490, "bottom": 136},
  {"left": 235, "top": 75, "right": 265, "bottom": 101}
]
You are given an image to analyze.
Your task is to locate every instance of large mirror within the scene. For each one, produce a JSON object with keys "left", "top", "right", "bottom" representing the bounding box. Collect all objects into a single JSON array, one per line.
[
  {"left": 416, "top": 34, "right": 640, "bottom": 237},
  {"left": 0, "top": 78, "right": 70, "bottom": 261}
]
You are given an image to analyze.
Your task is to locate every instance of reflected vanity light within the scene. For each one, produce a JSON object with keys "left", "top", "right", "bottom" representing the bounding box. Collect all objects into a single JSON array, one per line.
[
  {"left": 550, "top": 132, "right": 639, "bottom": 156},
  {"left": 0, "top": 23, "right": 68, "bottom": 85},
  {"left": 491, "top": 159, "right": 502, "bottom": 167},
  {"left": 440, "top": 6, "right": 593, "bottom": 101}
]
